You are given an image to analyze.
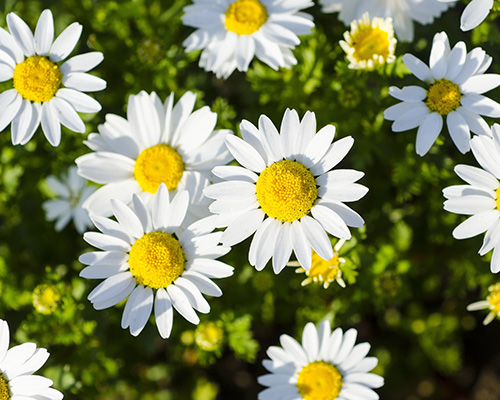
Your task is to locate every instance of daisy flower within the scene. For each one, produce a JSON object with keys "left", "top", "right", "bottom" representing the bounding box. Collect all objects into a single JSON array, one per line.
[
  {"left": 438, "top": 0, "right": 494, "bottom": 31},
  {"left": 204, "top": 109, "right": 368, "bottom": 274},
  {"left": 289, "top": 239, "right": 347, "bottom": 288},
  {"left": 42, "top": 166, "right": 95, "bottom": 233},
  {"left": 467, "top": 282, "right": 500, "bottom": 325},
  {"left": 258, "top": 320, "right": 384, "bottom": 400},
  {"left": 182, "top": 0, "right": 315, "bottom": 79},
  {"left": 0, "top": 9, "right": 105, "bottom": 146},
  {"left": 443, "top": 124, "right": 500, "bottom": 273},
  {"left": 76, "top": 90, "right": 233, "bottom": 226},
  {"left": 384, "top": 31, "right": 500, "bottom": 156},
  {"left": 339, "top": 13, "right": 396, "bottom": 70},
  {"left": 320, "top": 0, "right": 452, "bottom": 42},
  {"left": 0, "top": 319, "right": 63, "bottom": 400},
  {"left": 79, "top": 183, "right": 234, "bottom": 338}
]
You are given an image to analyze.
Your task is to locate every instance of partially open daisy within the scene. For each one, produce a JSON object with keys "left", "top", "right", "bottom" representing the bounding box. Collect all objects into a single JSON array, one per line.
[
  {"left": 438, "top": 0, "right": 494, "bottom": 31},
  {"left": 340, "top": 13, "right": 396, "bottom": 70},
  {"left": 467, "top": 283, "right": 500, "bottom": 325},
  {"left": 320, "top": 0, "right": 452, "bottom": 42},
  {"left": 443, "top": 124, "right": 500, "bottom": 273},
  {"left": 290, "top": 239, "right": 347, "bottom": 288},
  {"left": 42, "top": 166, "right": 95, "bottom": 233},
  {"left": 384, "top": 31, "right": 500, "bottom": 156},
  {"left": 0, "top": 9, "right": 105, "bottom": 146},
  {"left": 32, "top": 283, "right": 62, "bottom": 315},
  {"left": 204, "top": 109, "right": 367, "bottom": 274},
  {"left": 258, "top": 320, "right": 384, "bottom": 400},
  {"left": 76, "top": 90, "right": 233, "bottom": 225},
  {"left": 182, "top": 0, "right": 315, "bottom": 79},
  {"left": 0, "top": 319, "right": 63, "bottom": 400},
  {"left": 79, "top": 184, "right": 233, "bottom": 338}
]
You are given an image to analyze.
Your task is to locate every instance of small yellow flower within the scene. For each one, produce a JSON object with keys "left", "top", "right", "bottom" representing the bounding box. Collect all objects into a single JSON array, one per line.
[
  {"left": 290, "top": 240, "right": 347, "bottom": 289},
  {"left": 195, "top": 322, "right": 224, "bottom": 352},
  {"left": 340, "top": 13, "right": 396, "bottom": 70},
  {"left": 467, "top": 283, "right": 500, "bottom": 325},
  {"left": 32, "top": 283, "right": 61, "bottom": 314}
]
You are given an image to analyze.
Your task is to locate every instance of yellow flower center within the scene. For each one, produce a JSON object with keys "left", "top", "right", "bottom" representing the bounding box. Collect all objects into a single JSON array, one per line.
[
  {"left": 303, "top": 251, "right": 341, "bottom": 285},
  {"left": 225, "top": 0, "right": 268, "bottom": 35},
  {"left": 32, "top": 284, "right": 61, "bottom": 315},
  {"left": 487, "top": 283, "right": 500, "bottom": 314},
  {"left": 0, "top": 373, "right": 10, "bottom": 400},
  {"left": 351, "top": 26, "right": 390, "bottom": 63},
  {"left": 425, "top": 79, "right": 461, "bottom": 115},
  {"left": 297, "top": 361, "right": 343, "bottom": 400},
  {"left": 129, "top": 232, "right": 185, "bottom": 289},
  {"left": 134, "top": 144, "right": 185, "bottom": 194},
  {"left": 13, "top": 56, "right": 62, "bottom": 103},
  {"left": 195, "top": 322, "right": 224, "bottom": 352},
  {"left": 256, "top": 160, "right": 318, "bottom": 222},
  {"left": 496, "top": 186, "right": 500, "bottom": 211}
]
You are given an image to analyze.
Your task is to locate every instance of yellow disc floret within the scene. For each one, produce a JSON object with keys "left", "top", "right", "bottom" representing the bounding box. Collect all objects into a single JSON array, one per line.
[
  {"left": 0, "top": 373, "right": 10, "bottom": 400},
  {"left": 32, "top": 283, "right": 61, "bottom": 315},
  {"left": 225, "top": 0, "right": 268, "bottom": 35},
  {"left": 256, "top": 160, "right": 318, "bottom": 222},
  {"left": 487, "top": 283, "right": 500, "bottom": 314},
  {"left": 134, "top": 144, "right": 185, "bottom": 193},
  {"left": 496, "top": 186, "right": 500, "bottom": 211},
  {"left": 297, "top": 361, "right": 343, "bottom": 400},
  {"left": 13, "top": 56, "right": 62, "bottom": 102},
  {"left": 297, "top": 250, "right": 345, "bottom": 289},
  {"left": 425, "top": 79, "right": 462, "bottom": 115},
  {"left": 129, "top": 232, "right": 185, "bottom": 289},
  {"left": 195, "top": 322, "right": 224, "bottom": 352}
]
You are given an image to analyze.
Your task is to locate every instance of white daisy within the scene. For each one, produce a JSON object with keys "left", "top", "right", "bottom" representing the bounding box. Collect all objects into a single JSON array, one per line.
[
  {"left": 0, "top": 9, "right": 106, "bottom": 146},
  {"left": 42, "top": 166, "right": 95, "bottom": 233},
  {"left": 320, "top": 0, "right": 453, "bottom": 42},
  {"left": 438, "top": 0, "right": 494, "bottom": 31},
  {"left": 76, "top": 90, "right": 233, "bottom": 226},
  {"left": 0, "top": 319, "right": 63, "bottom": 400},
  {"left": 258, "top": 320, "right": 384, "bottom": 400},
  {"left": 204, "top": 109, "right": 368, "bottom": 274},
  {"left": 182, "top": 0, "right": 315, "bottom": 79},
  {"left": 79, "top": 183, "right": 234, "bottom": 338},
  {"left": 443, "top": 124, "right": 500, "bottom": 273},
  {"left": 467, "top": 282, "right": 500, "bottom": 325},
  {"left": 339, "top": 13, "right": 397, "bottom": 70},
  {"left": 384, "top": 31, "right": 500, "bottom": 156}
]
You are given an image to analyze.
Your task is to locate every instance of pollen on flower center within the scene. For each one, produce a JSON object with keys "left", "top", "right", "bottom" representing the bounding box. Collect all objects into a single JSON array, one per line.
[
  {"left": 134, "top": 144, "right": 185, "bottom": 193},
  {"left": 425, "top": 79, "right": 462, "bottom": 115},
  {"left": 225, "top": 0, "right": 268, "bottom": 35},
  {"left": 297, "top": 361, "right": 343, "bottom": 400},
  {"left": 129, "top": 232, "right": 185, "bottom": 289},
  {"left": 487, "top": 283, "right": 500, "bottom": 314},
  {"left": 496, "top": 186, "right": 500, "bottom": 211},
  {"left": 13, "top": 56, "right": 62, "bottom": 103},
  {"left": 256, "top": 160, "right": 318, "bottom": 222},
  {"left": 351, "top": 26, "right": 390, "bottom": 62},
  {"left": 0, "top": 373, "right": 10, "bottom": 400},
  {"left": 32, "top": 283, "right": 61, "bottom": 315}
]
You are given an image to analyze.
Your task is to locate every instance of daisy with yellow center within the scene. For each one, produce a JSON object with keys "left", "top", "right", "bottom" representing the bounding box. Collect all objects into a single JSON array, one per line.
[
  {"left": 385, "top": 31, "right": 500, "bottom": 156},
  {"left": 467, "top": 283, "right": 500, "bottom": 325},
  {"left": 0, "top": 9, "right": 105, "bottom": 146},
  {"left": 258, "top": 321, "right": 384, "bottom": 400},
  {"left": 339, "top": 13, "right": 396, "bottom": 70},
  {"left": 76, "top": 90, "right": 234, "bottom": 226},
  {"left": 182, "top": 0, "right": 315, "bottom": 79},
  {"left": 290, "top": 239, "right": 347, "bottom": 288},
  {"left": 79, "top": 183, "right": 234, "bottom": 338},
  {"left": 32, "top": 283, "right": 61, "bottom": 314},
  {"left": 443, "top": 124, "right": 500, "bottom": 274},
  {"left": 204, "top": 109, "right": 367, "bottom": 274},
  {"left": 0, "top": 319, "right": 63, "bottom": 399}
]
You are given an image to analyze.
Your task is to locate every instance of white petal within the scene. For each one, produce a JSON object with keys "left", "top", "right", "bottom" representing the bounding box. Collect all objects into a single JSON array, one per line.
[
  {"left": 174, "top": 277, "right": 210, "bottom": 313},
  {"left": 446, "top": 111, "right": 470, "bottom": 154},
  {"left": 452, "top": 210, "right": 499, "bottom": 239},
  {"left": 49, "top": 22, "right": 82, "bottom": 62},
  {"left": 221, "top": 208, "right": 264, "bottom": 247},
  {"left": 444, "top": 195, "right": 496, "bottom": 215},
  {"left": 333, "top": 328, "right": 357, "bottom": 364},
  {"left": 415, "top": 113, "right": 443, "bottom": 156},
  {"left": 50, "top": 97, "right": 85, "bottom": 133},
  {"left": 291, "top": 220, "right": 311, "bottom": 270},
  {"left": 225, "top": 134, "right": 266, "bottom": 173},
  {"left": 63, "top": 72, "right": 107, "bottom": 92},
  {"left": 60, "top": 52, "right": 104, "bottom": 74},
  {"left": 302, "top": 322, "right": 319, "bottom": 362},
  {"left": 454, "top": 164, "right": 499, "bottom": 190},
  {"left": 310, "top": 136, "right": 355, "bottom": 176},
  {"left": 279, "top": 334, "right": 308, "bottom": 365},
  {"left": 429, "top": 33, "right": 447, "bottom": 80},
  {"left": 155, "top": 288, "right": 173, "bottom": 339},
  {"left": 7, "top": 12, "right": 35, "bottom": 57},
  {"left": 272, "top": 222, "right": 293, "bottom": 274},
  {"left": 88, "top": 272, "right": 134, "bottom": 302},
  {"left": 461, "top": 94, "right": 500, "bottom": 118},
  {"left": 300, "top": 215, "right": 333, "bottom": 260},
  {"left": 311, "top": 204, "right": 351, "bottom": 239},
  {"left": 167, "top": 284, "right": 200, "bottom": 325},
  {"left": 461, "top": 0, "right": 493, "bottom": 31},
  {"left": 0, "top": 93, "right": 22, "bottom": 133},
  {"left": 40, "top": 101, "right": 61, "bottom": 146},
  {"left": 34, "top": 9, "right": 54, "bottom": 55},
  {"left": 110, "top": 199, "right": 144, "bottom": 239},
  {"left": 445, "top": 42, "right": 467, "bottom": 81},
  {"left": 128, "top": 286, "right": 153, "bottom": 336},
  {"left": 56, "top": 88, "right": 101, "bottom": 113},
  {"left": 403, "top": 54, "right": 433, "bottom": 82}
]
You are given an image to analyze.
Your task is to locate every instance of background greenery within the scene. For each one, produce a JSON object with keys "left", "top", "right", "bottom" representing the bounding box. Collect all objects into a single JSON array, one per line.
[{"left": 1, "top": 0, "right": 500, "bottom": 398}]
